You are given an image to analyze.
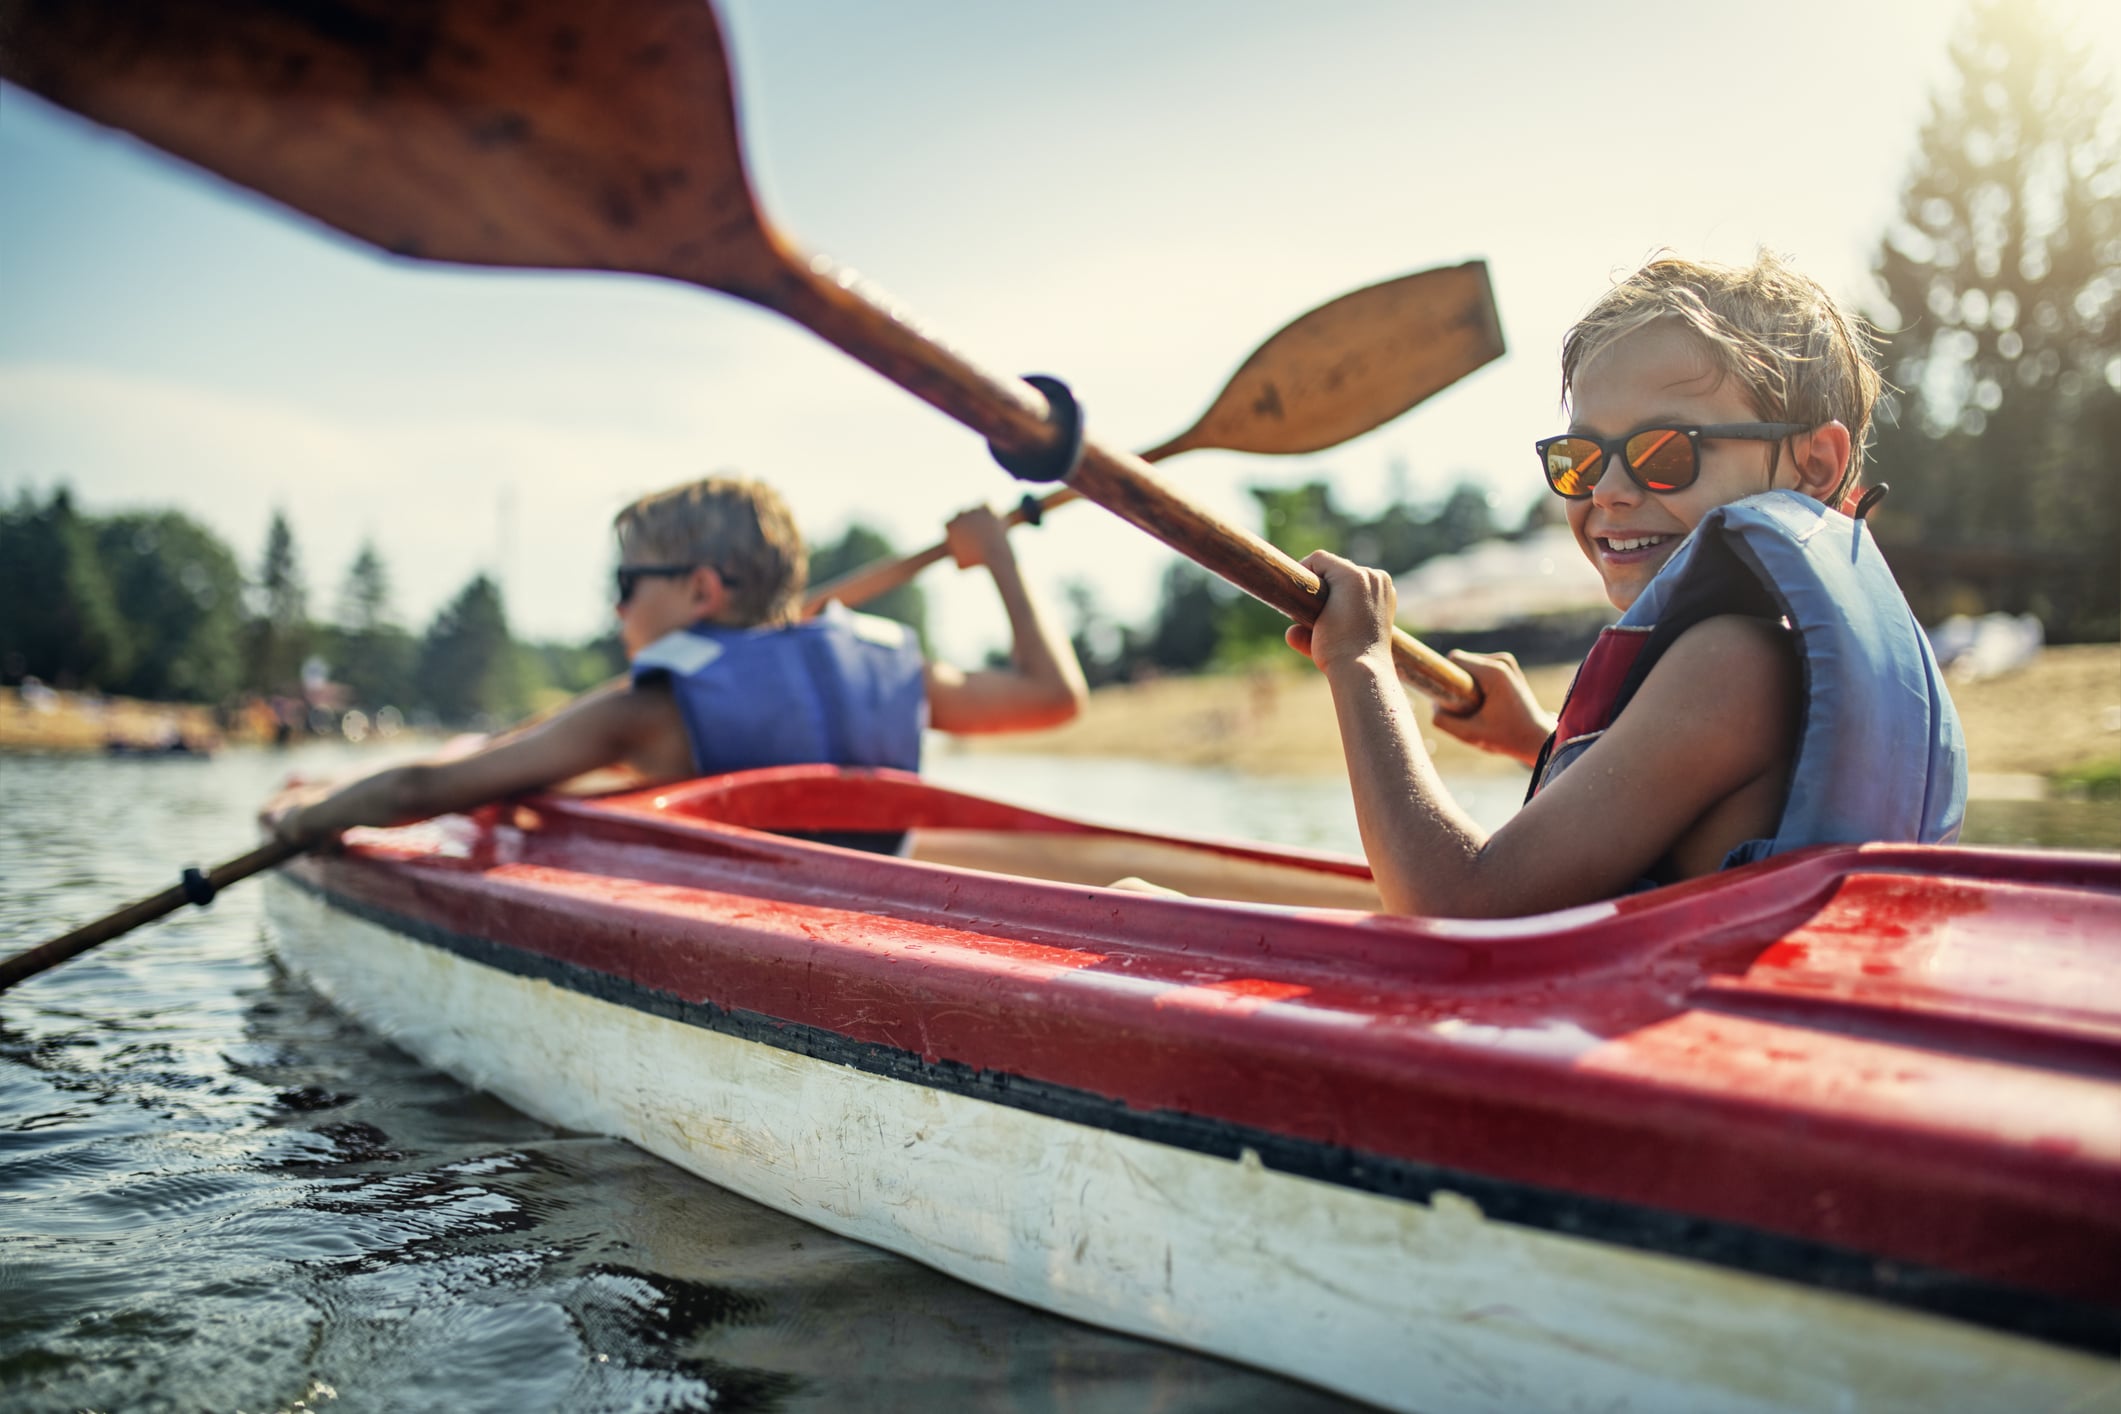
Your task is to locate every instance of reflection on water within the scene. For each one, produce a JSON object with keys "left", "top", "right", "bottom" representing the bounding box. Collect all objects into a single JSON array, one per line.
[
  {"left": 3, "top": 743, "right": 2112, "bottom": 1412},
  {"left": 1960, "top": 797, "right": 2121, "bottom": 851},
  {"left": 0, "top": 746, "right": 1352, "bottom": 1413}
]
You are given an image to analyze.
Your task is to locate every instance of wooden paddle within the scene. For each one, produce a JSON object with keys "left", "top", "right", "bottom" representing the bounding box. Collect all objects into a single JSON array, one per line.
[
  {"left": 803, "top": 262, "right": 1502, "bottom": 615},
  {"left": 0, "top": 840, "right": 303, "bottom": 993},
  {"left": 1, "top": 0, "right": 1489, "bottom": 709},
  {"left": 0, "top": 1, "right": 1497, "bottom": 994}
]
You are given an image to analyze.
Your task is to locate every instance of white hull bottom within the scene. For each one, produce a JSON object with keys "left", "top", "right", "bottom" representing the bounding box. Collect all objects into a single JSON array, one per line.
[{"left": 268, "top": 879, "right": 2114, "bottom": 1413}]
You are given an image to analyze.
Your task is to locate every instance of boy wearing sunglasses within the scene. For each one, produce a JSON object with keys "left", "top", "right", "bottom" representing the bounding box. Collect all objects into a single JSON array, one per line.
[
  {"left": 269, "top": 476, "right": 1086, "bottom": 846},
  {"left": 1288, "top": 253, "right": 1965, "bottom": 916}
]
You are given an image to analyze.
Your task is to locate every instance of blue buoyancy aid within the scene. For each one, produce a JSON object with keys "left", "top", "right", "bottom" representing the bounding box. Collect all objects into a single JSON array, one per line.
[
  {"left": 630, "top": 601, "right": 927, "bottom": 776},
  {"left": 1528, "top": 491, "right": 1966, "bottom": 865}
]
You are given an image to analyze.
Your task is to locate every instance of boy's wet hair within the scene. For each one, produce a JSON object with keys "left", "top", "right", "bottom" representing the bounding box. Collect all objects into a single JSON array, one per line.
[
  {"left": 1562, "top": 252, "right": 1884, "bottom": 504},
  {"left": 614, "top": 476, "right": 807, "bottom": 627}
]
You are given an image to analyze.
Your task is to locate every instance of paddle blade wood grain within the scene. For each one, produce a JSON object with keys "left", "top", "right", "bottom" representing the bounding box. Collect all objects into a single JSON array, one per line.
[
  {"left": 0, "top": 0, "right": 786, "bottom": 292},
  {"left": 1142, "top": 261, "right": 1503, "bottom": 461}
]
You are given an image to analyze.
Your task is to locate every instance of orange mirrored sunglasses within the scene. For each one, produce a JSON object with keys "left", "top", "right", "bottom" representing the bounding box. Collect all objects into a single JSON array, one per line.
[{"left": 1536, "top": 422, "right": 1808, "bottom": 499}]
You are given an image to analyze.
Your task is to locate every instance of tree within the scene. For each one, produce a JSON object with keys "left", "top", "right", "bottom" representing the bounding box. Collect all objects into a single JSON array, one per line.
[
  {"left": 0, "top": 488, "right": 131, "bottom": 689},
  {"left": 807, "top": 522, "right": 929, "bottom": 644},
  {"left": 94, "top": 511, "right": 246, "bottom": 701},
  {"left": 327, "top": 540, "right": 416, "bottom": 710},
  {"left": 1870, "top": 0, "right": 2120, "bottom": 639},
  {"left": 245, "top": 510, "right": 312, "bottom": 693},
  {"left": 1061, "top": 578, "right": 1138, "bottom": 687},
  {"left": 415, "top": 573, "right": 526, "bottom": 725},
  {"left": 1147, "top": 562, "right": 1222, "bottom": 672},
  {"left": 337, "top": 540, "right": 393, "bottom": 632}
]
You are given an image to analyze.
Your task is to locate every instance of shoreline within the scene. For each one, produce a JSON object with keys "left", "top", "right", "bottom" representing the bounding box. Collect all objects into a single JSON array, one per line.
[
  {"left": 950, "top": 643, "right": 2121, "bottom": 792},
  {"left": 9, "top": 644, "right": 2116, "bottom": 795}
]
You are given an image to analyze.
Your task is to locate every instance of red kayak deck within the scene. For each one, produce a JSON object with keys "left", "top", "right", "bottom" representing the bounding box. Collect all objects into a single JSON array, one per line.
[{"left": 288, "top": 766, "right": 2121, "bottom": 1352}]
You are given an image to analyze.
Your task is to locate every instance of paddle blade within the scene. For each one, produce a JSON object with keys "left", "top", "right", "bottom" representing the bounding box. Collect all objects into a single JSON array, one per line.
[
  {"left": 0, "top": 0, "right": 782, "bottom": 291},
  {"left": 1153, "top": 261, "right": 1505, "bottom": 459}
]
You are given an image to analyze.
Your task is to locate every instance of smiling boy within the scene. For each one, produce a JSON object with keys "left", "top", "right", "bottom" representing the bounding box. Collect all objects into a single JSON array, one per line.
[
  {"left": 1289, "top": 254, "right": 1965, "bottom": 917},
  {"left": 269, "top": 477, "right": 1086, "bottom": 846}
]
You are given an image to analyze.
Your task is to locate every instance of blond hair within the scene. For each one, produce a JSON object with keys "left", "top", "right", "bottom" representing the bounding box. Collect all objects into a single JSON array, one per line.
[
  {"left": 614, "top": 476, "right": 807, "bottom": 627},
  {"left": 1562, "top": 252, "right": 1884, "bottom": 501}
]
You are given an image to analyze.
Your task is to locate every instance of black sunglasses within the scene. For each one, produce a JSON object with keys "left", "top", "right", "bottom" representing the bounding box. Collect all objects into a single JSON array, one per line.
[
  {"left": 615, "top": 563, "right": 695, "bottom": 605},
  {"left": 1535, "top": 422, "right": 1809, "bottom": 499}
]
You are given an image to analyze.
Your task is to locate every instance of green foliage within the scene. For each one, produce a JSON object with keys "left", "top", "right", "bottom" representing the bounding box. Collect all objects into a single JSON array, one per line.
[
  {"left": 524, "top": 633, "right": 627, "bottom": 696},
  {"left": 324, "top": 540, "right": 417, "bottom": 710},
  {"left": 93, "top": 511, "right": 246, "bottom": 701},
  {"left": 244, "top": 510, "right": 313, "bottom": 693},
  {"left": 1061, "top": 579, "right": 1142, "bottom": 688},
  {"left": 807, "top": 522, "right": 930, "bottom": 647},
  {"left": 2051, "top": 756, "right": 2121, "bottom": 800},
  {"left": 0, "top": 488, "right": 132, "bottom": 690},
  {"left": 325, "top": 623, "right": 418, "bottom": 712},
  {"left": 1164, "top": 477, "right": 1505, "bottom": 669},
  {"left": 337, "top": 541, "right": 393, "bottom": 633},
  {"left": 1870, "top": 0, "right": 2120, "bottom": 641},
  {"left": 1147, "top": 562, "right": 1222, "bottom": 672},
  {"left": 0, "top": 499, "right": 625, "bottom": 725},
  {"left": 416, "top": 573, "right": 527, "bottom": 726},
  {"left": 1253, "top": 483, "right": 1352, "bottom": 561}
]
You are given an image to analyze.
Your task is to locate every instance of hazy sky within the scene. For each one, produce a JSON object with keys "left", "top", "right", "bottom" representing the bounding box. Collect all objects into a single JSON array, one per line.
[{"left": 3, "top": 1, "right": 2114, "bottom": 662}]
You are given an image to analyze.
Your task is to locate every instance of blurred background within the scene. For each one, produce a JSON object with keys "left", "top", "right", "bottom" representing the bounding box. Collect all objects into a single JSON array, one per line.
[{"left": 1, "top": 0, "right": 2114, "bottom": 764}]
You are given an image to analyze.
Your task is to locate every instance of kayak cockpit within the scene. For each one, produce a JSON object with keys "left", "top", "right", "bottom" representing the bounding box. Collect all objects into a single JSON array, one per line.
[{"left": 592, "top": 764, "right": 1386, "bottom": 911}]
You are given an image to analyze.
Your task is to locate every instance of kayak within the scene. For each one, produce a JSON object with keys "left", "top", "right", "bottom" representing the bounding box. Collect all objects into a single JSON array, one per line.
[{"left": 262, "top": 764, "right": 2121, "bottom": 1413}]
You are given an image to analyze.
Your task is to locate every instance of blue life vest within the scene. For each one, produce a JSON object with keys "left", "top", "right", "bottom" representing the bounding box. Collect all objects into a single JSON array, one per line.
[
  {"left": 630, "top": 601, "right": 927, "bottom": 776},
  {"left": 1529, "top": 491, "right": 1966, "bottom": 867}
]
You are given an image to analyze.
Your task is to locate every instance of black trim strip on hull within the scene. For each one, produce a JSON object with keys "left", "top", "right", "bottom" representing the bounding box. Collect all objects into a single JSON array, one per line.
[{"left": 277, "top": 871, "right": 2120, "bottom": 1356}]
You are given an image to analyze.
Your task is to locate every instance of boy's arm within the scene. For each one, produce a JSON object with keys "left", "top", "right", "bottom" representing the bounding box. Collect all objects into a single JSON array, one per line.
[
  {"left": 924, "top": 506, "right": 1089, "bottom": 734},
  {"left": 269, "top": 684, "right": 689, "bottom": 845},
  {"left": 1295, "top": 552, "right": 1795, "bottom": 917}
]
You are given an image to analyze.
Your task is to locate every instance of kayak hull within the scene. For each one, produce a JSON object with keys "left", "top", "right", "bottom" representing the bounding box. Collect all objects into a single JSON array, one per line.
[{"left": 263, "top": 766, "right": 2121, "bottom": 1411}]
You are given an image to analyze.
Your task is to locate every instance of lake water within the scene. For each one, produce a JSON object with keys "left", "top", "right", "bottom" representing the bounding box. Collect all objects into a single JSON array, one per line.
[{"left": 2, "top": 744, "right": 2111, "bottom": 1413}]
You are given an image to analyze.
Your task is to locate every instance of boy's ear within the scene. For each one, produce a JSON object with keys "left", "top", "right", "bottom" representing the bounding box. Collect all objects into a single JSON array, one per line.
[
  {"left": 689, "top": 566, "right": 731, "bottom": 620},
  {"left": 1789, "top": 421, "right": 1853, "bottom": 502}
]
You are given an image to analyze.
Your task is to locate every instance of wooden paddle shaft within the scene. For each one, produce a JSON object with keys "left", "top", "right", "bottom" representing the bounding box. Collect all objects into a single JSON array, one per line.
[
  {"left": 741, "top": 250, "right": 1480, "bottom": 711},
  {"left": 802, "top": 485, "right": 1084, "bottom": 617},
  {"left": 0, "top": 838, "right": 304, "bottom": 994}
]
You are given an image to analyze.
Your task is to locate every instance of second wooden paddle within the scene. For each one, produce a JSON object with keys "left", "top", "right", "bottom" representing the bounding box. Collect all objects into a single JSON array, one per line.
[{"left": 803, "top": 261, "right": 1501, "bottom": 615}]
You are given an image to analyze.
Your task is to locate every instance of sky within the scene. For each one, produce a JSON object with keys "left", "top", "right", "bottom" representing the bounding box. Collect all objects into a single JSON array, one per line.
[{"left": 3, "top": 0, "right": 2116, "bottom": 664}]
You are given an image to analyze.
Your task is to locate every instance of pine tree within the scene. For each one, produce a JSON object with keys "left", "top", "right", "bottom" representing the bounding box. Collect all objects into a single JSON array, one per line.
[
  {"left": 1870, "top": 0, "right": 2120, "bottom": 638},
  {"left": 95, "top": 511, "right": 246, "bottom": 701},
  {"left": 415, "top": 573, "right": 526, "bottom": 725},
  {"left": 337, "top": 540, "right": 393, "bottom": 633},
  {"left": 330, "top": 540, "right": 416, "bottom": 710},
  {"left": 0, "top": 488, "right": 132, "bottom": 689},
  {"left": 245, "top": 510, "right": 313, "bottom": 692}
]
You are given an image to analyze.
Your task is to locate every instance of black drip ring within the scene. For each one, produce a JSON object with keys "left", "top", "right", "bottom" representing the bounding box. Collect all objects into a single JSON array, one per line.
[
  {"left": 989, "top": 375, "right": 1084, "bottom": 484},
  {"left": 180, "top": 867, "right": 217, "bottom": 907},
  {"left": 1016, "top": 492, "right": 1046, "bottom": 527}
]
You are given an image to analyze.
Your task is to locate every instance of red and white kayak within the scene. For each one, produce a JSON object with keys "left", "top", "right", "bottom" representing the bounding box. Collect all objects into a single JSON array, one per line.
[{"left": 263, "top": 765, "right": 2121, "bottom": 1412}]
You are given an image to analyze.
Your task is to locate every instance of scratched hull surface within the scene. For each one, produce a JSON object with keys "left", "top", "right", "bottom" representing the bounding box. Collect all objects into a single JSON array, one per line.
[{"left": 263, "top": 766, "right": 2121, "bottom": 1412}]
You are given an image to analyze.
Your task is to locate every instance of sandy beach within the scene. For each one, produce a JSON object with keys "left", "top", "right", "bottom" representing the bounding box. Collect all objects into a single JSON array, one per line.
[
  {"left": 6, "top": 644, "right": 2114, "bottom": 793},
  {"left": 955, "top": 643, "right": 2121, "bottom": 789}
]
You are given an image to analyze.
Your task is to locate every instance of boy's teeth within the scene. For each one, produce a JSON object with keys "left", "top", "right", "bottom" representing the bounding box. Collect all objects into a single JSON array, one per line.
[{"left": 1606, "top": 534, "right": 1669, "bottom": 552}]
